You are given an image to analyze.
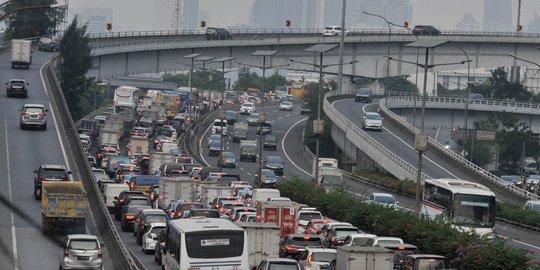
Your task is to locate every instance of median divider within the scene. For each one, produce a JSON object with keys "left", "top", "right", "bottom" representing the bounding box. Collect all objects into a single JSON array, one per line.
[{"left": 44, "top": 55, "right": 145, "bottom": 270}]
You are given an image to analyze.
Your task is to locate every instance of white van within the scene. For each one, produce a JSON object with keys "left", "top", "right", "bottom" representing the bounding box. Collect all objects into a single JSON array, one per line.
[
  {"left": 251, "top": 188, "right": 280, "bottom": 203},
  {"left": 103, "top": 183, "right": 129, "bottom": 211}
]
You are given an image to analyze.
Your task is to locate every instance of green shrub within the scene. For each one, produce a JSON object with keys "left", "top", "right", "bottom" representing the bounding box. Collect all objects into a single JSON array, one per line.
[
  {"left": 275, "top": 178, "right": 538, "bottom": 270},
  {"left": 497, "top": 201, "right": 540, "bottom": 229}
]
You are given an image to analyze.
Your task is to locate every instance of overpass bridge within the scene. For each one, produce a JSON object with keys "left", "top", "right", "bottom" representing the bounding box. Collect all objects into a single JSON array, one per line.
[{"left": 87, "top": 29, "right": 540, "bottom": 83}]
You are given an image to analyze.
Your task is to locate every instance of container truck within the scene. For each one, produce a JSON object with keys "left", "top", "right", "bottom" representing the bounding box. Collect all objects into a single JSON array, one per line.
[
  {"left": 99, "top": 129, "right": 119, "bottom": 146},
  {"left": 158, "top": 176, "right": 195, "bottom": 209},
  {"left": 200, "top": 184, "right": 234, "bottom": 207},
  {"left": 335, "top": 246, "right": 394, "bottom": 270},
  {"left": 235, "top": 222, "right": 281, "bottom": 270},
  {"left": 127, "top": 136, "right": 150, "bottom": 156},
  {"left": 255, "top": 200, "right": 299, "bottom": 238},
  {"left": 149, "top": 152, "right": 175, "bottom": 175},
  {"left": 240, "top": 140, "right": 258, "bottom": 162},
  {"left": 11, "top": 39, "right": 32, "bottom": 69},
  {"left": 41, "top": 181, "right": 87, "bottom": 234}
]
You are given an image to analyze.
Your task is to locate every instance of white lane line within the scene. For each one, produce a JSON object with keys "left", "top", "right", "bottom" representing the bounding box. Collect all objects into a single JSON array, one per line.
[
  {"left": 435, "top": 127, "right": 441, "bottom": 141},
  {"left": 286, "top": 114, "right": 290, "bottom": 117},
  {"left": 282, "top": 117, "right": 312, "bottom": 176},
  {"left": 278, "top": 117, "right": 283, "bottom": 120},
  {"left": 5, "top": 117, "right": 19, "bottom": 270},
  {"left": 247, "top": 172, "right": 252, "bottom": 176},
  {"left": 240, "top": 167, "right": 244, "bottom": 171},
  {"left": 39, "top": 63, "right": 49, "bottom": 96},
  {"left": 199, "top": 123, "right": 214, "bottom": 166}
]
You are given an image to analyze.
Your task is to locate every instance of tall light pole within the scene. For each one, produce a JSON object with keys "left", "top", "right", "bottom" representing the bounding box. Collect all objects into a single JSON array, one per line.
[
  {"left": 389, "top": 40, "right": 472, "bottom": 218},
  {"left": 210, "top": 57, "right": 235, "bottom": 104},
  {"left": 363, "top": 11, "right": 392, "bottom": 106},
  {"left": 337, "top": 0, "right": 347, "bottom": 94},
  {"left": 194, "top": 56, "right": 215, "bottom": 109},
  {"left": 517, "top": 0, "right": 522, "bottom": 32},
  {"left": 452, "top": 45, "right": 472, "bottom": 159},
  {"left": 251, "top": 50, "right": 278, "bottom": 184},
  {"left": 184, "top": 53, "right": 201, "bottom": 112}
]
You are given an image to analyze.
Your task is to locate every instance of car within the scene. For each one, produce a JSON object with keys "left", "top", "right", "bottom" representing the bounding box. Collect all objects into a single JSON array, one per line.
[
  {"left": 164, "top": 200, "right": 182, "bottom": 219},
  {"left": 59, "top": 234, "right": 103, "bottom": 270},
  {"left": 210, "top": 196, "right": 243, "bottom": 209},
  {"left": 500, "top": 175, "right": 521, "bottom": 187},
  {"left": 20, "top": 103, "right": 48, "bottom": 130},
  {"left": 383, "top": 243, "right": 420, "bottom": 269},
  {"left": 212, "top": 119, "right": 227, "bottom": 136},
  {"left": 256, "top": 258, "right": 302, "bottom": 270},
  {"left": 524, "top": 200, "right": 540, "bottom": 213},
  {"left": 229, "top": 207, "right": 256, "bottom": 221},
  {"left": 318, "top": 222, "right": 353, "bottom": 239},
  {"left": 205, "top": 27, "right": 232, "bottom": 40},
  {"left": 120, "top": 195, "right": 152, "bottom": 222},
  {"left": 92, "top": 168, "right": 110, "bottom": 183},
  {"left": 368, "top": 192, "right": 399, "bottom": 208},
  {"left": 141, "top": 222, "right": 166, "bottom": 254},
  {"left": 264, "top": 156, "right": 285, "bottom": 176},
  {"left": 319, "top": 175, "right": 346, "bottom": 192},
  {"left": 297, "top": 209, "right": 323, "bottom": 233},
  {"left": 297, "top": 247, "right": 337, "bottom": 270},
  {"left": 6, "top": 79, "right": 29, "bottom": 97},
  {"left": 173, "top": 201, "right": 204, "bottom": 219},
  {"left": 246, "top": 112, "right": 260, "bottom": 126},
  {"left": 263, "top": 134, "right": 278, "bottom": 151},
  {"left": 239, "top": 102, "right": 255, "bottom": 114},
  {"left": 113, "top": 190, "right": 145, "bottom": 220},
  {"left": 279, "top": 234, "right": 324, "bottom": 258},
  {"left": 239, "top": 213, "right": 257, "bottom": 222},
  {"left": 322, "top": 25, "right": 350, "bottom": 36},
  {"left": 304, "top": 218, "right": 336, "bottom": 235},
  {"left": 134, "top": 209, "right": 168, "bottom": 245},
  {"left": 322, "top": 226, "right": 361, "bottom": 248},
  {"left": 279, "top": 101, "right": 294, "bottom": 111},
  {"left": 207, "top": 134, "right": 222, "bottom": 148},
  {"left": 355, "top": 88, "right": 372, "bottom": 103},
  {"left": 186, "top": 208, "right": 221, "bottom": 218},
  {"left": 342, "top": 233, "right": 378, "bottom": 247},
  {"left": 115, "top": 164, "right": 141, "bottom": 183},
  {"left": 218, "top": 151, "right": 237, "bottom": 168},
  {"left": 208, "top": 140, "right": 222, "bottom": 157},
  {"left": 121, "top": 205, "right": 151, "bottom": 232},
  {"left": 217, "top": 201, "right": 245, "bottom": 216},
  {"left": 256, "top": 121, "right": 272, "bottom": 135},
  {"left": 38, "top": 36, "right": 59, "bottom": 51},
  {"left": 366, "top": 236, "right": 404, "bottom": 247},
  {"left": 362, "top": 112, "right": 383, "bottom": 131},
  {"left": 402, "top": 254, "right": 450, "bottom": 270},
  {"left": 154, "top": 229, "right": 167, "bottom": 265},
  {"left": 300, "top": 102, "right": 312, "bottom": 115},
  {"left": 412, "top": 25, "right": 441, "bottom": 35},
  {"left": 33, "top": 164, "right": 72, "bottom": 199},
  {"left": 225, "top": 110, "right": 237, "bottom": 125},
  {"left": 525, "top": 175, "right": 540, "bottom": 193},
  {"left": 255, "top": 169, "right": 277, "bottom": 188}
]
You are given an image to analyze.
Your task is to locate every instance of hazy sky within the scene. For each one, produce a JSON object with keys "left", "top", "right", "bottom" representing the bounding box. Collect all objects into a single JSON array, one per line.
[{"left": 68, "top": 0, "right": 540, "bottom": 31}]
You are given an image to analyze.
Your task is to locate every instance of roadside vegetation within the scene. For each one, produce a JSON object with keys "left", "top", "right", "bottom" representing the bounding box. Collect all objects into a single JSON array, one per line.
[{"left": 276, "top": 178, "right": 540, "bottom": 270}]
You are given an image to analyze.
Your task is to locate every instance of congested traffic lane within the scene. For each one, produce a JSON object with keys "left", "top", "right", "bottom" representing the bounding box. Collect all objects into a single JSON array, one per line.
[
  {"left": 200, "top": 103, "right": 311, "bottom": 186},
  {"left": 0, "top": 50, "right": 113, "bottom": 269}
]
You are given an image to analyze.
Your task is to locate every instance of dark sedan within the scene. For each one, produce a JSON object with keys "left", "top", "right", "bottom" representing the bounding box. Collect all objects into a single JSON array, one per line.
[
  {"left": 218, "top": 151, "right": 237, "bottom": 168},
  {"left": 264, "top": 156, "right": 285, "bottom": 176},
  {"left": 208, "top": 140, "right": 222, "bottom": 156}
]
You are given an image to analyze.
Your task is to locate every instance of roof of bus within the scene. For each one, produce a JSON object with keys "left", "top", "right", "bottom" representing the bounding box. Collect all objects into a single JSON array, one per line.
[
  {"left": 425, "top": 178, "right": 495, "bottom": 196},
  {"left": 168, "top": 217, "right": 243, "bottom": 232}
]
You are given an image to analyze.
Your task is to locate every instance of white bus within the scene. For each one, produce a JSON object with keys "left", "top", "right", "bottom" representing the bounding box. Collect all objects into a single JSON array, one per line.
[
  {"left": 421, "top": 178, "right": 496, "bottom": 236},
  {"left": 163, "top": 217, "right": 249, "bottom": 270}
]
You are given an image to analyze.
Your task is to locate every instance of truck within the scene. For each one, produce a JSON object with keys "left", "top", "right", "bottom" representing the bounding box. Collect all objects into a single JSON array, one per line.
[
  {"left": 233, "top": 123, "right": 248, "bottom": 143},
  {"left": 127, "top": 136, "right": 150, "bottom": 157},
  {"left": 129, "top": 175, "right": 160, "bottom": 195},
  {"left": 255, "top": 200, "right": 300, "bottom": 238},
  {"left": 240, "top": 140, "right": 258, "bottom": 162},
  {"left": 113, "top": 86, "right": 140, "bottom": 131},
  {"left": 41, "top": 181, "right": 87, "bottom": 234},
  {"left": 313, "top": 157, "right": 343, "bottom": 184},
  {"left": 11, "top": 39, "right": 32, "bottom": 69},
  {"left": 200, "top": 184, "right": 234, "bottom": 207},
  {"left": 335, "top": 246, "right": 394, "bottom": 270},
  {"left": 158, "top": 176, "right": 195, "bottom": 209},
  {"left": 101, "top": 114, "right": 124, "bottom": 140},
  {"left": 149, "top": 152, "right": 175, "bottom": 175},
  {"left": 99, "top": 128, "right": 120, "bottom": 147},
  {"left": 235, "top": 222, "right": 281, "bottom": 270}
]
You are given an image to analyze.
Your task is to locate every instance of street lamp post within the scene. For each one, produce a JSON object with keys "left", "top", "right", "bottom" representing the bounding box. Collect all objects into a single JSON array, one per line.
[
  {"left": 389, "top": 40, "right": 472, "bottom": 218},
  {"left": 251, "top": 50, "right": 278, "bottom": 184},
  {"left": 184, "top": 53, "right": 201, "bottom": 114},
  {"left": 452, "top": 45, "right": 472, "bottom": 159},
  {"left": 337, "top": 0, "right": 347, "bottom": 94},
  {"left": 210, "top": 57, "right": 235, "bottom": 104},
  {"left": 194, "top": 56, "right": 215, "bottom": 109},
  {"left": 363, "top": 11, "right": 392, "bottom": 106}
]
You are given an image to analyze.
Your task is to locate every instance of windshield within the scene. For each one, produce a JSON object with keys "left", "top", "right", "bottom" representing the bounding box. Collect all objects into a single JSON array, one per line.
[
  {"left": 267, "top": 157, "right": 282, "bottom": 164},
  {"left": 366, "top": 113, "right": 381, "bottom": 120},
  {"left": 416, "top": 258, "right": 449, "bottom": 269},
  {"left": 452, "top": 194, "right": 496, "bottom": 228},
  {"left": 185, "top": 230, "right": 244, "bottom": 259},
  {"left": 322, "top": 176, "right": 343, "bottom": 186},
  {"left": 268, "top": 264, "right": 299, "bottom": 270},
  {"left": 243, "top": 103, "right": 253, "bottom": 108},
  {"left": 335, "top": 228, "right": 359, "bottom": 238},
  {"left": 299, "top": 212, "right": 323, "bottom": 221},
  {"left": 290, "top": 238, "right": 322, "bottom": 247},
  {"left": 375, "top": 195, "right": 396, "bottom": 204},
  {"left": 312, "top": 252, "right": 336, "bottom": 263},
  {"left": 144, "top": 214, "right": 167, "bottom": 223},
  {"left": 69, "top": 239, "right": 98, "bottom": 250}
]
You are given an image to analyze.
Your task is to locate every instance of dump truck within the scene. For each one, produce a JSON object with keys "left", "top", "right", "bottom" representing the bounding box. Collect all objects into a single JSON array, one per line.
[
  {"left": 233, "top": 123, "right": 248, "bottom": 143},
  {"left": 41, "top": 181, "right": 87, "bottom": 234},
  {"left": 240, "top": 140, "right": 257, "bottom": 162}
]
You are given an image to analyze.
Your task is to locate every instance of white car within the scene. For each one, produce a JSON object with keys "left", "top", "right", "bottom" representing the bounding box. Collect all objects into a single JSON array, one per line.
[
  {"left": 141, "top": 222, "right": 166, "bottom": 254},
  {"left": 279, "top": 101, "right": 294, "bottom": 111},
  {"left": 297, "top": 247, "right": 337, "bottom": 270},
  {"left": 239, "top": 102, "right": 255, "bottom": 114},
  {"left": 362, "top": 112, "right": 383, "bottom": 131},
  {"left": 212, "top": 119, "right": 227, "bottom": 136},
  {"left": 342, "top": 233, "right": 378, "bottom": 247},
  {"left": 322, "top": 25, "right": 350, "bottom": 36},
  {"left": 368, "top": 192, "right": 399, "bottom": 208}
]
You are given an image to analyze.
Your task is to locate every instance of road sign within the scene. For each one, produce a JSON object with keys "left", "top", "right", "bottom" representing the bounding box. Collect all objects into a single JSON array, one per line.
[
  {"left": 475, "top": 130, "right": 496, "bottom": 141},
  {"left": 451, "top": 129, "right": 466, "bottom": 140}
]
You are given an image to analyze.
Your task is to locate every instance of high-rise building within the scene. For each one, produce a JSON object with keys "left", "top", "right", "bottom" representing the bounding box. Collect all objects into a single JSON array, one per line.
[
  {"left": 483, "top": 0, "right": 512, "bottom": 32},
  {"left": 153, "top": 0, "right": 176, "bottom": 30},
  {"left": 323, "top": 0, "right": 411, "bottom": 29},
  {"left": 251, "top": 0, "right": 323, "bottom": 29},
  {"left": 183, "top": 0, "right": 199, "bottom": 30},
  {"left": 456, "top": 13, "right": 481, "bottom": 31},
  {"left": 72, "top": 6, "right": 113, "bottom": 33}
]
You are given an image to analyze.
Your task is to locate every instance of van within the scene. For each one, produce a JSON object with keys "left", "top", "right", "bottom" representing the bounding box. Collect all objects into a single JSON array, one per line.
[
  {"left": 103, "top": 183, "right": 129, "bottom": 211},
  {"left": 205, "top": 27, "right": 232, "bottom": 40},
  {"left": 251, "top": 188, "right": 281, "bottom": 203}
]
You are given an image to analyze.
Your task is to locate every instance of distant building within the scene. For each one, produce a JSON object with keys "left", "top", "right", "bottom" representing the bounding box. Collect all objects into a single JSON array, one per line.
[
  {"left": 153, "top": 0, "right": 176, "bottom": 30},
  {"left": 456, "top": 13, "right": 481, "bottom": 32},
  {"left": 182, "top": 0, "right": 199, "bottom": 30},
  {"left": 437, "top": 69, "right": 492, "bottom": 91},
  {"left": 483, "top": 0, "right": 512, "bottom": 32},
  {"left": 251, "top": 0, "right": 323, "bottom": 29},
  {"left": 324, "top": 0, "right": 411, "bottom": 29},
  {"left": 72, "top": 7, "right": 113, "bottom": 33}
]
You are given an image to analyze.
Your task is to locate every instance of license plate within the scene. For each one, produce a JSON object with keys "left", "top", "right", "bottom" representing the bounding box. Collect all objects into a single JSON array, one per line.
[{"left": 77, "top": 256, "right": 89, "bottom": 261}]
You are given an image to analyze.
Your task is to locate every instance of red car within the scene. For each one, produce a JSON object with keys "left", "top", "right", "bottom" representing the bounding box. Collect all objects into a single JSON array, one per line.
[{"left": 303, "top": 218, "right": 336, "bottom": 235}]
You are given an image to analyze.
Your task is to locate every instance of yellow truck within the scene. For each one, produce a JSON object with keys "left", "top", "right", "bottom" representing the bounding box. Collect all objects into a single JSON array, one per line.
[{"left": 41, "top": 181, "right": 88, "bottom": 234}]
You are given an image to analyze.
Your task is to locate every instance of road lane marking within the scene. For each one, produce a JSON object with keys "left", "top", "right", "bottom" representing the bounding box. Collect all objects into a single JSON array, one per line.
[
  {"left": 199, "top": 123, "right": 214, "bottom": 166},
  {"left": 247, "top": 172, "right": 252, "bottom": 176},
  {"left": 240, "top": 167, "right": 244, "bottom": 171},
  {"left": 278, "top": 117, "right": 282, "bottom": 120},
  {"left": 5, "top": 116, "right": 19, "bottom": 270},
  {"left": 282, "top": 117, "right": 312, "bottom": 177},
  {"left": 435, "top": 127, "right": 441, "bottom": 141}
]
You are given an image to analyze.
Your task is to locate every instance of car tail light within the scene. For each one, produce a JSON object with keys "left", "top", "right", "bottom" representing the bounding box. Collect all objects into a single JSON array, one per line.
[
  {"left": 130, "top": 182, "right": 134, "bottom": 189},
  {"left": 307, "top": 255, "right": 312, "bottom": 266},
  {"left": 37, "top": 176, "right": 45, "bottom": 183},
  {"left": 22, "top": 112, "right": 30, "bottom": 117},
  {"left": 150, "top": 193, "right": 155, "bottom": 201},
  {"left": 64, "top": 249, "right": 69, "bottom": 257},
  {"left": 119, "top": 198, "right": 125, "bottom": 204},
  {"left": 98, "top": 247, "right": 103, "bottom": 258},
  {"left": 39, "top": 112, "right": 46, "bottom": 118},
  {"left": 286, "top": 246, "right": 298, "bottom": 251},
  {"left": 126, "top": 215, "right": 135, "bottom": 220}
]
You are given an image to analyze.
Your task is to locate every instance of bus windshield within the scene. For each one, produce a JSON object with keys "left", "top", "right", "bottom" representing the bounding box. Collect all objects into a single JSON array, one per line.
[
  {"left": 452, "top": 194, "right": 496, "bottom": 228},
  {"left": 185, "top": 230, "right": 244, "bottom": 258}
]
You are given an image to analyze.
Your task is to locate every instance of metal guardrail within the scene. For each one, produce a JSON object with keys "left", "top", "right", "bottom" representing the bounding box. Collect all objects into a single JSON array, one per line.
[
  {"left": 323, "top": 91, "right": 428, "bottom": 181},
  {"left": 46, "top": 55, "right": 145, "bottom": 270},
  {"left": 377, "top": 97, "right": 540, "bottom": 201}
]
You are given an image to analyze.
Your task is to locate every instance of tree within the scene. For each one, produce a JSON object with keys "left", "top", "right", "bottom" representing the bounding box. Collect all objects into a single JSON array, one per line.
[
  {"left": 233, "top": 67, "right": 262, "bottom": 91},
  {"left": 471, "top": 68, "right": 532, "bottom": 101},
  {"left": 3, "top": 0, "right": 64, "bottom": 40},
  {"left": 59, "top": 17, "right": 93, "bottom": 121},
  {"left": 382, "top": 76, "right": 418, "bottom": 93},
  {"left": 162, "top": 70, "right": 224, "bottom": 91},
  {"left": 267, "top": 71, "right": 289, "bottom": 92}
]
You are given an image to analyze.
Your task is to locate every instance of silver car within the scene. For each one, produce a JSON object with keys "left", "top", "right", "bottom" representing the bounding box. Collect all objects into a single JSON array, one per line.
[
  {"left": 59, "top": 234, "right": 103, "bottom": 270},
  {"left": 20, "top": 103, "right": 48, "bottom": 130}
]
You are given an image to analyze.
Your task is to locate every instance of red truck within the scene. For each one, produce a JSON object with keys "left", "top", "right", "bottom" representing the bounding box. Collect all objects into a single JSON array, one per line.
[{"left": 256, "top": 200, "right": 300, "bottom": 238}]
